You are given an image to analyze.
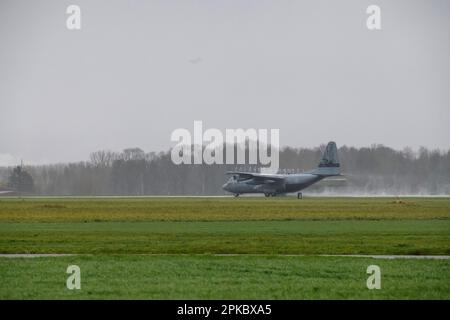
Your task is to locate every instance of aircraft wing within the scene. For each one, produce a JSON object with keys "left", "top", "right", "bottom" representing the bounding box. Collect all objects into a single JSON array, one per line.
[{"left": 226, "top": 171, "right": 285, "bottom": 184}]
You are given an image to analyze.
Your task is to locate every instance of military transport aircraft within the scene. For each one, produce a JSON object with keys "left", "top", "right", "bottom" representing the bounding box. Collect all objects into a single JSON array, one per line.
[{"left": 222, "top": 141, "right": 341, "bottom": 198}]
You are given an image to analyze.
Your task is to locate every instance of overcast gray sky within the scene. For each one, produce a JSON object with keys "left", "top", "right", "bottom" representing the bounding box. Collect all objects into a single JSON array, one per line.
[{"left": 0, "top": 0, "right": 449, "bottom": 165}]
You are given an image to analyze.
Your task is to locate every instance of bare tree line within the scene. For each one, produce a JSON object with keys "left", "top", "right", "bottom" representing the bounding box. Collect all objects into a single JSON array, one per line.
[{"left": 0, "top": 144, "right": 449, "bottom": 195}]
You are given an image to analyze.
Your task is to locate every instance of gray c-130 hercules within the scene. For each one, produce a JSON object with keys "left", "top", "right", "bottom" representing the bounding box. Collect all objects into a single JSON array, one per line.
[{"left": 222, "top": 141, "right": 341, "bottom": 198}]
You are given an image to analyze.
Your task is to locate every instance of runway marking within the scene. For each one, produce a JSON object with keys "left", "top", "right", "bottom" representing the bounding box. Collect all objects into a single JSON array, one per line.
[
  {"left": 304, "top": 254, "right": 449, "bottom": 260},
  {"left": 0, "top": 254, "right": 75, "bottom": 258},
  {"left": 0, "top": 253, "right": 449, "bottom": 260},
  {"left": 212, "top": 254, "right": 450, "bottom": 260}
]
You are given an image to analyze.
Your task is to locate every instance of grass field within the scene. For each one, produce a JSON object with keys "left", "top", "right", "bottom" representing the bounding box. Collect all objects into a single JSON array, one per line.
[
  {"left": 1, "top": 255, "right": 449, "bottom": 299},
  {"left": 0, "top": 197, "right": 449, "bottom": 222},
  {"left": 0, "top": 220, "right": 449, "bottom": 255},
  {"left": 0, "top": 197, "right": 449, "bottom": 299}
]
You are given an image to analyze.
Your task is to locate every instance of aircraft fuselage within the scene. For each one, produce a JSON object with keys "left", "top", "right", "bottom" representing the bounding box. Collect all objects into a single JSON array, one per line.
[{"left": 222, "top": 173, "right": 323, "bottom": 195}]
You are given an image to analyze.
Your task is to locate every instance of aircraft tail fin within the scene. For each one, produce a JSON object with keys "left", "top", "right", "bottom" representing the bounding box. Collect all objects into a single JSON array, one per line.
[{"left": 308, "top": 141, "right": 341, "bottom": 176}]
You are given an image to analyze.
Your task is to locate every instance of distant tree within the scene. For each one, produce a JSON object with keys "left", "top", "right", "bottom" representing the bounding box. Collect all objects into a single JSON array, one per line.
[
  {"left": 12, "top": 144, "right": 450, "bottom": 196},
  {"left": 122, "top": 148, "right": 145, "bottom": 161},
  {"left": 89, "top": 150, "right": 118, "bottom": 167},
  {"left": 7, "top": 166, "right": 34, "bottom": 193}
]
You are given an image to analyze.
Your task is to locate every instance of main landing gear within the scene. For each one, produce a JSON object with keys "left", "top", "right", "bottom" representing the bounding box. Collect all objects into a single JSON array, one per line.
[
  {"left": 234, "top": 193, "right": 240, "bottom": 197},
  {"left": 297, "top": 192, "right": 303, "bottom": 199},
  {"left": 264, "top": 193, "right": 277, "bottom": 197}
]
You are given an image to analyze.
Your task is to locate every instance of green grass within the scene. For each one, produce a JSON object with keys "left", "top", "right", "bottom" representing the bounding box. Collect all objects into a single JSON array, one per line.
[
  {"left": 0, "top": 197, "right": 449, "bottom": 222},
  {"left": 0, "top": 197, "right": 449, "bottom": 299},
  {"left": 0, "top": 255, "right": 448, "bottom": 299},
  {"left": 0, "top": 220, "right": 449, "bottom": 255}
]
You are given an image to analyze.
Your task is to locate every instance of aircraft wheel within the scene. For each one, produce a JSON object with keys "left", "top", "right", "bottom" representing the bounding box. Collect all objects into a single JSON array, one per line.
[
  {"left": 234, "top": 193, "right": 240, "bottom": 197},
  {"left": 297, "top": 192, "right": 303, "bottom": 199},
  {"left": 264, "top": 193, "right": 270, "bottom": 197}
]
